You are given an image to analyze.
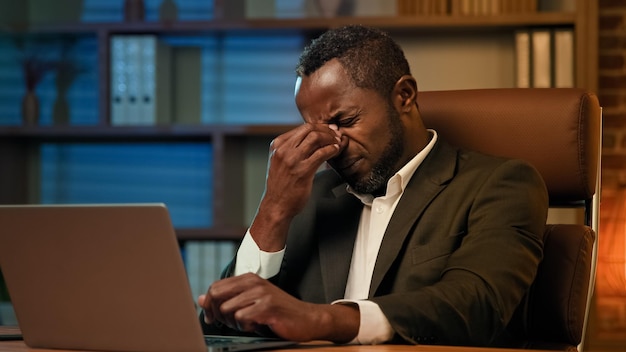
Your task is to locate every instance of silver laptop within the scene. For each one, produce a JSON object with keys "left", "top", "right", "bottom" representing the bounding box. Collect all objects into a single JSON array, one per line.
[{"left": 0, "top": 204, "right": 295, "bottom": 352}]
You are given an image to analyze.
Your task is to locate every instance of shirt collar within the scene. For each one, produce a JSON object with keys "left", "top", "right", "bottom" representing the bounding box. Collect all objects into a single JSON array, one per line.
[{"left": 347, "top": 130, "right": 438, "bottom": 205}]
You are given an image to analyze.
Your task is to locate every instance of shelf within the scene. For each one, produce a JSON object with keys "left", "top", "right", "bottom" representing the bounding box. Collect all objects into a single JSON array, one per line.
[
  {"left": 176, "top": 226, "right": 247, "bottom": 241},
  {"left": 0, "top": 124, "right": 297, "bottom": 141},
  {"left": 11, "top": 12, "right": 578, "bottom": 35}
]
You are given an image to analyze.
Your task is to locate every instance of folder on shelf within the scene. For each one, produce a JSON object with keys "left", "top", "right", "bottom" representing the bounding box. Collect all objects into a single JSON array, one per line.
[
  {"left": 515, "top": 29, "right": 531, "bottom": 88},
  {"left": 125, "top": 35, "right": 142, "bottom": 125},
  {"left": 111, "top": 35, "right": 172, "bottom": 126},
  {"left": 172, "top": 46, "right": 202, "bottom": 124},
  {"left": 516, "top": 28, "right": 573, "bottom": 89},
  {"left": 138, "top": 35, "right": 172, "bottom": 125},
  {"left": 553, "top": 28, "right": 575, "bottom": 88},
  {"left": 110, "top": 36, "right": 128, "bottom": 125},
  {"left": 531, "top": 29, "right": 552, "bottom": 88}
]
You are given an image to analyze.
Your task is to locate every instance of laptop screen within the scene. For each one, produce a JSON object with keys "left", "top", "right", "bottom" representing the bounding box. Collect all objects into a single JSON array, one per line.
[{"left": 0, "top": 204, "right": 209, "bottom": 352}]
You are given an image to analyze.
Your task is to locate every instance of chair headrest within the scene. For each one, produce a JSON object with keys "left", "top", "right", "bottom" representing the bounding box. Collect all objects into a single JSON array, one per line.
[{"left": 418, "top": 88, "right": 601, "bottom": 202}]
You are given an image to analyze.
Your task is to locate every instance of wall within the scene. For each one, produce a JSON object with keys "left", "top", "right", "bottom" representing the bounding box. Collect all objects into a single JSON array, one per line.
[
  {"left": 590, "top": 0, "right": 626, "bottom": 350},
  {"left": 600, "top": 1, "right": 626, "bottom": 187}
]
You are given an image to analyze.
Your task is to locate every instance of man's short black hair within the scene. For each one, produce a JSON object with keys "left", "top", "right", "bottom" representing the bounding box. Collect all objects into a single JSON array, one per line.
[{"left": 296, "top": 25, "right": 412, "bottom": 99}]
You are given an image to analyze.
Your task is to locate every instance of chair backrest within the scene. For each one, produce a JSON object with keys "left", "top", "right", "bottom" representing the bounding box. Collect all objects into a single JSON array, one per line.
[{"left": 418, "top": 88, "right": 601, "bottom": 351}]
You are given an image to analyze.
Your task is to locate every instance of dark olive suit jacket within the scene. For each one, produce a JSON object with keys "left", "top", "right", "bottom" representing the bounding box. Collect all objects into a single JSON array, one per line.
[{"left": 203, "top": 139, "right": 549, "bottom": 347}]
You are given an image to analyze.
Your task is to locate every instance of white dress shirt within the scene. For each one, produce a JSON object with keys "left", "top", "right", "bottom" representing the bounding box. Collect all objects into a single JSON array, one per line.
[{"left": 234, "top": 130, "right": 438, "bottom": 344}]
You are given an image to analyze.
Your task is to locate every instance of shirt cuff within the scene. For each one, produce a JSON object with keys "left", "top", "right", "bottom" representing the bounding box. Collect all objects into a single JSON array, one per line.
[
  {"left": 234, "top": 230, "right": 285, "bottom": 279},
  {"left": 332, "top": 299, "right": 394, "bottom": 345}
]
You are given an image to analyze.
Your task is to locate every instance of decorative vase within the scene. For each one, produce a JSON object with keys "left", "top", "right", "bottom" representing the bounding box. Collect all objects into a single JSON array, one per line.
[{"left": 21, "top": 90, "right": 39, "bottom": 126}]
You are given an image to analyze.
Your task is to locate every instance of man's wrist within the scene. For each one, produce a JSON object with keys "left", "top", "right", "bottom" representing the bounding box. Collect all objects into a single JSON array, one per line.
[
  {"left": 249, "top": 208, "right": 292, "bottom": 252},
  {"left": 332, "top": 299, "right": 395, "bottom": 345},
  {"left": 316, "top": 303, "right": 360, "bottom": 343}
]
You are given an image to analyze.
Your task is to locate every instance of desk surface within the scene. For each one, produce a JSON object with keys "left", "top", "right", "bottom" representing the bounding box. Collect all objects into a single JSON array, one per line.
[
  {"left": 0, "top": 341, "right": 561, "bottom": 352},
  {"left": 0, "top": 326, "right": 557, "bottom": 352}
]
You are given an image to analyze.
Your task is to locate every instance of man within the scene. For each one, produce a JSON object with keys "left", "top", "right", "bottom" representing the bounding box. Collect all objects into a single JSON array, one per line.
[{"left": 198, "top": 25, "right": 548, "bottom": 347}]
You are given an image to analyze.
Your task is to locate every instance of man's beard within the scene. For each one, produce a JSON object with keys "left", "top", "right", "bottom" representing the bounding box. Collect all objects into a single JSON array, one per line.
[{"left": 345, "top": 108, "right": 405, "bottom": 195}]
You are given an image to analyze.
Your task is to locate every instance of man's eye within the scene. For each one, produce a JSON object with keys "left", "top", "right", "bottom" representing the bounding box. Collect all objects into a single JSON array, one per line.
[{"left": 338, "top": 117, "right": 356, "bottom": 127}]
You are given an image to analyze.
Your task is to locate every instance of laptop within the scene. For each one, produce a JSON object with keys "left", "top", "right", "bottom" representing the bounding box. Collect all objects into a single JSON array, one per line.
[{"left": 0, "top": 204, "right": 295, "bottom": 352}]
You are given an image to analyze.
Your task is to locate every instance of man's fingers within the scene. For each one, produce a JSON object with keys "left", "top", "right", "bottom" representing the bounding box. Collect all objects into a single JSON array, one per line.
[
  {"left": 201, "top": 274, "right": 266, "bottom": 329},
  {"left": 198, "top": 294, "right": 213, "bottom": 323},
  {"left": 198, "top": 294, "right": 207, "bottom": 308},
  {"left": 272, "top": 123, "right": 342, "bottom": 161}
]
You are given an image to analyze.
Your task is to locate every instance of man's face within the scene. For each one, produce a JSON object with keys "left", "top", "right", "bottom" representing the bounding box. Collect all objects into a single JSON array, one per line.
[{"left": 295, "top": 59, "right": 405, "bottom": 194}]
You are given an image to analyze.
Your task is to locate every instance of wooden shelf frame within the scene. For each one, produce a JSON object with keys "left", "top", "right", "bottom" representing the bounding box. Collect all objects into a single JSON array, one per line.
[
  {"left": 13, "top": 12, "right": 579, "bottom": 34},
  {"left": 0, "top": 124, "right": 294, "bottom": 241}
]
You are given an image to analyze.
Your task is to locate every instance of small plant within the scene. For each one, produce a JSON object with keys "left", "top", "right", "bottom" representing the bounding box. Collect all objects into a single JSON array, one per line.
[
  {"left": 21, "top": 54, "right": 58, "bottom": 92},
  {"left": 14, "top": 35, "right": 59, "bottom": 92}
]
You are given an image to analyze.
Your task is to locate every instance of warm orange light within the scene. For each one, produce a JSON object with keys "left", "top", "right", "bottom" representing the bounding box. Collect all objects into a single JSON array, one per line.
[{"left": 595, "top": 187, "right": 626, "bottom": 336}]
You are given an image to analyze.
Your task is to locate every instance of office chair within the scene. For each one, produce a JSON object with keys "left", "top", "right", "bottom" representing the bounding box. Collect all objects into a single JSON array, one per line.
[{"left": 418, "top": 88, "right": 601, "bottom": 352}]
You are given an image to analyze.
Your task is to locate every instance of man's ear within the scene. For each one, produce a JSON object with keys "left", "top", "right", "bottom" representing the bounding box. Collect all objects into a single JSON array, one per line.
[{"left": 392, "top": 75, "right": 418, "bottom": 113}]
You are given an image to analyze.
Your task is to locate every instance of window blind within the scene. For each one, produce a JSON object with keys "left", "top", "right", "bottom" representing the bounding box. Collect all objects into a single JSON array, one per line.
[
  {"left": 81, "top": 0, "right": 214, "bottom": 22},
  {"left": 40, "top": 142, "right": 213, "bottom": 228}
]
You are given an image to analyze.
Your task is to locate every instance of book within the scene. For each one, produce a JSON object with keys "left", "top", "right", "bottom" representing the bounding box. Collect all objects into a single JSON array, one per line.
[
  {"left": 475, "top": 0, "right": 488, "bottom": 15},
  {"left": 459, "top": 0, "right": 472, "bottom": 15},
  {"left": 540, "top": 0, "right": 575, "bottom": 12},
  {"left": 434, "top": 0, "right": 449, "bottom": 15},
  {"left": 489, "top": 0, "right": 501, "bottom": 15},
  {"left": 501, "top": 0, "right": 515, "bottom": 13}
]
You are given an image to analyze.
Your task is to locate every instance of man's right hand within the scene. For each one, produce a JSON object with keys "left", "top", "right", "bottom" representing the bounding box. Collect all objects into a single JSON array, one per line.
[
  {"left": 199, "top": 273, "right": 359, "bottom": 343},
  {"left": 249, "top": 123, "right": 347, "bottom": 252}
]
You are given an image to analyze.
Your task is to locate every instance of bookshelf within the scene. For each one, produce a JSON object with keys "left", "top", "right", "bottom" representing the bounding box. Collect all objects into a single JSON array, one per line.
[{"left": 0, "top": 0, "right": 598, "bottom": 241}]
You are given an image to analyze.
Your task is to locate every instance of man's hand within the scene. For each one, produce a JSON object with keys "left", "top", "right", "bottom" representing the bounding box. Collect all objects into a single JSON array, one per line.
[
  {"left": 250, "top": 123, "right": 347, "bottom": 252},
  {"left": 198, "top": 273, "right": 359, "bottom": 343}
]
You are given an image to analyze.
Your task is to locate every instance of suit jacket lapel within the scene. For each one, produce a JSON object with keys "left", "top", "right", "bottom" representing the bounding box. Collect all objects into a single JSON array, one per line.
[
  {"left": 317, "top": 183, "right": 362, "bottom": 302},
  {"left": 369, "top": 141, "right": 458, "bottom": 297}
]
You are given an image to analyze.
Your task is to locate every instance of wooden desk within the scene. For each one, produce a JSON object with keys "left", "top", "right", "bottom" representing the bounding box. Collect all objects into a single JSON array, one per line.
[
  {"left": 0, "top": 341, "right": 562, "bottom": 352},
  {"left": 0, "top": 326, "right": 557, "bottom": 352}
]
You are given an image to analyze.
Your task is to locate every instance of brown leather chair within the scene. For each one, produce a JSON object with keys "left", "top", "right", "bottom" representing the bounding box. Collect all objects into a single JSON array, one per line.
[{"left": 418, "top": 88, "right": 601, "bottom": 351}]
